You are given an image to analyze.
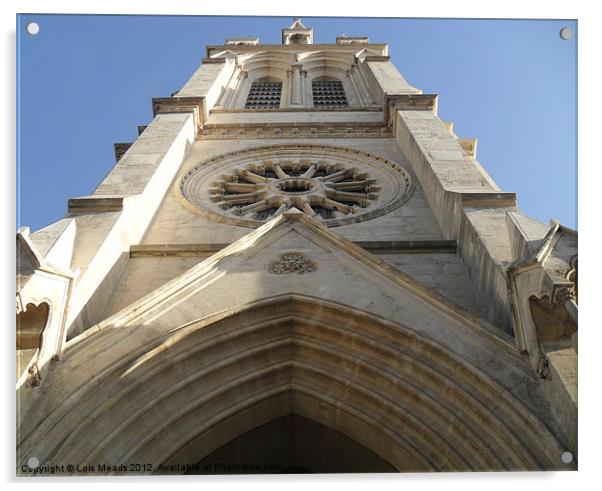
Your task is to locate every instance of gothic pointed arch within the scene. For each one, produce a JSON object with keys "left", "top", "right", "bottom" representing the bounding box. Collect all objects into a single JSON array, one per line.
[{"left": 18, "top": 294, "right": 571, "bottom": 473}]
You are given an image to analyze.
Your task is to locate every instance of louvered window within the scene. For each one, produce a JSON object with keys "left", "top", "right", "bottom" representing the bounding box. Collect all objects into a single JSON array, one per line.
[
  {"left": 245, "top": 82, "right": 282, "bottom": 109},
  {"left": 312, "top": 80, "right": 348, "bottom": 108}
]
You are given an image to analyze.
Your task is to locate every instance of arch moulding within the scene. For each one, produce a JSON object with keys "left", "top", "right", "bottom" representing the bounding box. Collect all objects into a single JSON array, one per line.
[{"left": 18, "top": 294, "right": 572, "bottom": 474}]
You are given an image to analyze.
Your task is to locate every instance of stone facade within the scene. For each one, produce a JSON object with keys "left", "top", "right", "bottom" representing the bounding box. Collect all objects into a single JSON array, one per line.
[{"left": 16, "top": 19, "right": 577, "bottom": 474}]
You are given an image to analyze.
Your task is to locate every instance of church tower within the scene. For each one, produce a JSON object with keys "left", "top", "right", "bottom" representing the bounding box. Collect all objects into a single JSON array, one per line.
[{"left": 17, "top": 19, "right": 577, "bottom": 474}]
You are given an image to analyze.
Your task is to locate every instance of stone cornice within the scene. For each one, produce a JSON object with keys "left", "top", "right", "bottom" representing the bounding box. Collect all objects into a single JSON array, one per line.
[
  {"left": 130, "top": 240, "right": 457, "bottom": 257},
  {"left": 458, "top": 192, "right": 517, "bottom": 208},
  {"left": 386, "top": 94, "right": 438, "bottom": 127},
  {"left": 68, "top": 196, "right": 127, "bottom": 213},
  {"left": 201, "top": 57, "right": 229, "bottom": 64},
  {"left": 198, "top": 122, "right": 393, "bottom": 140},
  {"left": 363, "top": 55, "right": 391, "bottom": 62},
  {"left": 205, "top": 43, "right": 389, "bottom": 59},
  {"left": 336, "top": 36, "right": 369, "bottom": 45},
  {"left": 152, "top": 96, "right": 206, "bottom": 134},
  {"left": 210, "top": 107, "right": 382, "bottom": 113}
]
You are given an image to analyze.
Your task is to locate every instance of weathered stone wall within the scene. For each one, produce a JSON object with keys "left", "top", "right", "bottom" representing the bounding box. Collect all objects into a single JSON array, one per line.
[
  {"left": 379, "top": 253, "right": 485, "bottom": 314},
  {"left": 395, "top": 108, "right": 517, "bottom": 333},
  {"left": 103, "top": 251, "right": 483, "bottom": 322},
  {"left": 143, "top": 137, "right": 445, "bottom": 245},
  {"left": 63, "top": 112, "right": 197, "bottom": 337},
  {"left": 104, "top": 256, "right": 201, "bottom": 317}
]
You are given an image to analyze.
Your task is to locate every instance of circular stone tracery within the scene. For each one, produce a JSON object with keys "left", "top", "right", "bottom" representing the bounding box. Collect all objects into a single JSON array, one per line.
[
  {"left": 179, "top": 144, "right": 414, "bottom": 228},
  {"left": 274, "top": 177, "right": 317, "bottom": 194},
  {"left": 214, "top": 161, "right": 381, "bottom": 220}
]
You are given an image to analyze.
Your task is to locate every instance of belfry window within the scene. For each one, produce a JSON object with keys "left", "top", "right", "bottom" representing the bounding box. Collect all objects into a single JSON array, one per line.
[
  {"left": 245, "top": 81, "right": 282, "bottom": 109},
  {"left": 312, "top": 80, "right": 348, "bottom": 108}
]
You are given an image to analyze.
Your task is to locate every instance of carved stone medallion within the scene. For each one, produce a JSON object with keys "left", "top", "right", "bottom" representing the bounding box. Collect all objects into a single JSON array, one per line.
[{"left": 268, "top": 252, "right": 317, "bottom": 275}]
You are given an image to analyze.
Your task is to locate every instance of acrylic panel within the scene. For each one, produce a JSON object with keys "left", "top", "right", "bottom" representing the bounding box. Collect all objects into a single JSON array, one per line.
[{"left": 16, "top": 14, "right": 577, "bottom": 476}]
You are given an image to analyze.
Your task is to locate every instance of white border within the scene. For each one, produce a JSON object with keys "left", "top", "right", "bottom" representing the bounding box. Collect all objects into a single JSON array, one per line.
[{"left": 3, "top": 1, "right": 599, "bottom": 489}]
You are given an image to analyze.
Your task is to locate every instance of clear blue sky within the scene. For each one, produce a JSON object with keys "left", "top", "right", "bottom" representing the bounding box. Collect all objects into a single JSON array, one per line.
[{"left": 17, "top": 15, "right": 577, "bottom": 231}]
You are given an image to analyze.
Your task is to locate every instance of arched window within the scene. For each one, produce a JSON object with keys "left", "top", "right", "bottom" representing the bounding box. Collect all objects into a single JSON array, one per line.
[
  {"left": 312, "top": 77, "right": 348, "bottom": 108},
  {"left": 17, "top": 301, "right": 50, "bottom": 380},
  {"left": 289, "top": 33, "right": 308, "bottom": 45},
  {"left": 245, "top": 79, "right": 282, "bottom": 109}
]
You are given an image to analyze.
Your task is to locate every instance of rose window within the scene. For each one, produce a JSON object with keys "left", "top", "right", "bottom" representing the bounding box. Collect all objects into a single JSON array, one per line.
[
  {"left": 210, "top": 161, "right": 381, "bottom": 221},
  {"left": 179, "top": 144, "right": 414, "bottom": 228}
]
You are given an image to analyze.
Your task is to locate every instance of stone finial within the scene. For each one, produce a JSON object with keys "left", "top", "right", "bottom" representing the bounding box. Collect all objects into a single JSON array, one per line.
[
  {"left": 282, "top": 18, "right": 313, "bottom": 45},
  {"left": 225, "top": 38, "right": 259, "bottom": 47},
  {"left": 336, "top": 36, "right": 369, "bottom": 45}
]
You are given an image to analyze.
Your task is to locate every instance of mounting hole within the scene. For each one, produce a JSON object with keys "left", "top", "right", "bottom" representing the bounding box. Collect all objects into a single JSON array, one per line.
[
  {"left": 561, "top": 451, "right": 573, "bottom": 464},
  {"left": 27, "top": 456, "right": 40, "bottom": 469},
  {"left": 26, "top": 22, "right": 40, "bottom": 35},
  {"left": 559, "top": 27, "right": 573, "bottom": 40}
]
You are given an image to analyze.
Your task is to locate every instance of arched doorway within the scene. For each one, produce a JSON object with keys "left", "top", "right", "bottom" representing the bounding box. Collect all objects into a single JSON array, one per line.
[
  {"left": 18, "top": 295, "right": 571, "bottom": 473},
  {"left": 188, "top": 413, "right": 395, "bottom": 474}
]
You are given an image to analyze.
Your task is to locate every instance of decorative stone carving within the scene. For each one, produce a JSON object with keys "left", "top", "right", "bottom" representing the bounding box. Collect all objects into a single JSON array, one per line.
[
  {"left": 198, "top": 123, "right": 393, "bottom": 140},
  {"left": 210, "top": 160, "right": 380, "bottom": 222},
  {"left": 287, "top": 62, "right": 307, "bottom": 106},
  {"left": 536, "top": 355, "right": 551, "bottom": 380},
  {"left": 179, "top": 144, "right": 414, "bottom": 228},
  {"left": 151, "top": 96, "right": 205, "bottom": 135},
  {"left": 268, "top": 252, "right": 317, "bottom": 275},
  {"left": 553, "top": 286, "right": 577, "bottom": 307},
  {"left": 114, "top": 143, "right": 132, "bottom": 162},
  {"left": 26, "top": 364, "right": 41, "bottom": 388}
]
